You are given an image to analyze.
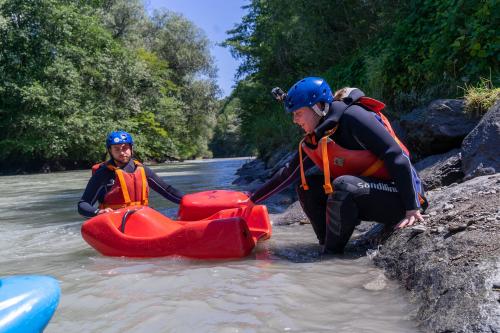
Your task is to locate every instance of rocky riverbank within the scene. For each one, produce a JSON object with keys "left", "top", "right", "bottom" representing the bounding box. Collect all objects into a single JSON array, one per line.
[
  {"left": 235, "top": 99, "right": 500, "bottom": 332},
  {"left": 268, "top": 173, "right": 500, "bottom": 332},
  {"left": 374, "top": 173, "right": 500, "bottom": 332}
]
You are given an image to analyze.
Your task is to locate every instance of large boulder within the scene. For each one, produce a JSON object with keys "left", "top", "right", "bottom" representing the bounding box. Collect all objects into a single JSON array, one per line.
[
  {"left": 461, "top": 99, "right": 500, "bottom": 179},
  {"left": 374, "top": 173, "right": 500, "bottom": 333},
  {"left": 414, "top": 149, "right": 464, "bottom": 190},
  {"left": 399, "top": 99, "right": 480, "bottom": 158},
  {"left": 232, "top": 158, "right": 268, "bottom": 186}
]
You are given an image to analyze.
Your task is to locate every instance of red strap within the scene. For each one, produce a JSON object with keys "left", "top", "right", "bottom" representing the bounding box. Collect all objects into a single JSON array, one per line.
[{"left": 358, "top": 96, "right": 386, "bottom": 112}]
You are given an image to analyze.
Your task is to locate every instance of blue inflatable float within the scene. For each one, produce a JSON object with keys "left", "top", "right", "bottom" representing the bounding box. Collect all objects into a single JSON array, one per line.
[{"left": 0, "top": 275, "right": 60, "bottom": 333}]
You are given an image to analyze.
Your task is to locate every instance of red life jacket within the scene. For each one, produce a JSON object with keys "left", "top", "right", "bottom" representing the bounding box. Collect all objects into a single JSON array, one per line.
[
  {"left": 299, "top": 97, "right": 410, "bottom": 194},
  {"left": 91, "top": 160, "right": 149, "bottom": 209}
]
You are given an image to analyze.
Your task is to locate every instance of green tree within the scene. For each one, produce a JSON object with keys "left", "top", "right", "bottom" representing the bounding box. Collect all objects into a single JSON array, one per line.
[
  {"left": 223, "top": 0, "right": 499, "bottom": 158},
  {"left": 0, "top": 0, "right": 220, "bottom": 172}
]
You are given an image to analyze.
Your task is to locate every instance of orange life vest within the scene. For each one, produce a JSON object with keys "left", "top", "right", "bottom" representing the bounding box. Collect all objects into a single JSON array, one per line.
[
  {"left": 299, "top": 97, "right": 410, "bottom": 194},
  {"left": 91, "top": 160, "right": 149, "bottom": 209}
]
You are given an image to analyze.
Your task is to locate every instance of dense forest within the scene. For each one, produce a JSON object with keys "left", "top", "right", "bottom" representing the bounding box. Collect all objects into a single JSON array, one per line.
[
  {"left": 0, "top": 0, "right": 219, "bottom": 172},
  {"left": 217, "top": 0, "right": 499, "bottom": 159},
  {"left": 0, "top": 0, "right": 498, "bottom": 171}
]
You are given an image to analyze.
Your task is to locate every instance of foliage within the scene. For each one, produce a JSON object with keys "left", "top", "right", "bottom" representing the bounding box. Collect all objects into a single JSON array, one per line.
[
  {"left": 223, "top": 0, "right": 499, "bottom": 158},
  {"left": 0, "top": 0, "right": 219, "bottom": 172},
  {"left": 463, "top": 77, "right": 500, "bottom": 117},
  {"left": 210, "top": 97, "right": 250, "bottom": 157}
]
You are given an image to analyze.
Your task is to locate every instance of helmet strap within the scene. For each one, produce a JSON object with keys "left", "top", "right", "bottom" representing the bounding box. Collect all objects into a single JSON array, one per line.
[{"left": 311, "top": 103, "right": 329, "bottom": 117}]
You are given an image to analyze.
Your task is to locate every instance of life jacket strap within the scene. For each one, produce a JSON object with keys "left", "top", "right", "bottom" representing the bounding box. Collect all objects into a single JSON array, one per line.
[
  {"left": 298, "top": 138, "right": 309, "bottom": 190},
  {"left": 361, "top": 159, "right": 384, "bottom": 177},
  {"left": 320, "top": 136, "right": 333, "bottom": 194},
  {"left": 99, "top": 202, "right": 144, "bottom": 209},
  {"left": 299, "top": 127, "right": 339, "bottom": 195},
  {"left": 115, "top": 169, "right": 132, "bottom": 204},
  {"left": 138, "top": 165, "right": 149, "bottom": 206},
  {"left": 102, "top": 160, "right": 148, "bottom": 208}
]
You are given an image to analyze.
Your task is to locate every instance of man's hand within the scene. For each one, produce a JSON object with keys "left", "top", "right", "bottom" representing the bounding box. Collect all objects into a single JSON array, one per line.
[
  {"left": 394, "top": 209, "right": 424, "bottom": 230},
  {"left": 97, "top": 208, "right": 113, "bottom": 215},
  {"left": 238, "top": 197, "right": 254, "bottom": 207}
]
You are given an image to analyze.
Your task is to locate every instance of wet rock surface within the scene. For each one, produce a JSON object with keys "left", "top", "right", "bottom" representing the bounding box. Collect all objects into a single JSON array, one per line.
[{"left": 373, "top": 173, "right": 500, "bottom": 333}]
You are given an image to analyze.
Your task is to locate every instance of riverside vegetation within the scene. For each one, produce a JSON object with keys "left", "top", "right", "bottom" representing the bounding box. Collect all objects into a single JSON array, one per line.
[
  {"left": 216, "top": 0, "right": 499, "bottom": 159},
  {"left": 1, "top": 0, "right": 497, "bottom": 170},
  {"left": 0, "top": 0, "right": 219, "bottom": 172}
]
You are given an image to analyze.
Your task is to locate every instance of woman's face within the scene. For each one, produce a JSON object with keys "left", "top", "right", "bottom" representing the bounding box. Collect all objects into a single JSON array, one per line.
[
  {"left": 109, "top": 144, "right": 132, "bottom": 166},
  {"left": 292, "top": 106, "right": 321, "bottom": 133}
]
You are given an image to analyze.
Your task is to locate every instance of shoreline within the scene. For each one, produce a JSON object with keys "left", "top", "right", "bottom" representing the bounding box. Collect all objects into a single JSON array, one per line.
[
  {"left": 269, "top": 174, "right": 500, "bottom": 332},
  {"left": 0, "top": 156, "right": 255, "bottom": 177}
]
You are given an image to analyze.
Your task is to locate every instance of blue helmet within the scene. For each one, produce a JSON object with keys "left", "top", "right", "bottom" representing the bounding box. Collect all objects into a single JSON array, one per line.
[
  {"left": 106, "top": 131, "right": 134, "bottom": 148},
  {"left": 284, "top": 77, "right": 333, "bottom": 113}
]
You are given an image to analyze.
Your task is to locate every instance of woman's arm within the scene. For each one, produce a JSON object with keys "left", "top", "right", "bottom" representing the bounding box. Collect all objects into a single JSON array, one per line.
[{"left": 250, "top": 152, "right": 314, "bottom": 203}]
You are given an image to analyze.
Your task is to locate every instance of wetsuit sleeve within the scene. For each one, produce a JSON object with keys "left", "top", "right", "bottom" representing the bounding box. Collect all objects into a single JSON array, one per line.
[
  {"left": 250, "top": 152, "right": 314, "bottom": 204},
  {"left": 77, "top": 170, "right": 110, "bottom": 218},
  {"left": 144, "top": 166, "right": 184, "bottom": 204},
  {"left": 342, "top": 106, "right": 421, "bottom": 210}
]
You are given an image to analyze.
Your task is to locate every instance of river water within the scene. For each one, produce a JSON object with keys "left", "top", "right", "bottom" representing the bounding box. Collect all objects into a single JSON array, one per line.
[{"left": 0, "top": 158, "right": 419, "bottom": 332}]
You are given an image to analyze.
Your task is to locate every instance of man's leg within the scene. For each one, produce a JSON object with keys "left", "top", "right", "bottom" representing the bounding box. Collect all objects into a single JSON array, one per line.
[
  {"left": 324, "top": 175, "right": 406, "bottom": 253},
  {"left": 296, "top": 175, "right": 328, "bottom": 244}
]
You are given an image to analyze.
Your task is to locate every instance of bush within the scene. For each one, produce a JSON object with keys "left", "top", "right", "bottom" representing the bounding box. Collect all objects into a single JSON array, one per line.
[{"left": 463, "top": 78, "right": 500, "bottom": 117}]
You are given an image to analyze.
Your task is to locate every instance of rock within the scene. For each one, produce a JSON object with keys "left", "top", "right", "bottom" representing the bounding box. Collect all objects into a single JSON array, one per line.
[
  {"left": 270, "top": 201, "right": 308, "bottom": 225},
  {"left": 448, "top": 224, "right": 468, "bottom": 233},
  {"left": 414, "top": 149, "right": 464, "bottom": 190},
  {"left": 232, "top": 175, "right": 255, "bottom": 186},
  {"left": 267, "top": 151, "right": 295, "bottom": 175},
  {"left": 264, "top": 147, "right": 290, "bottom": 169},
  {"left": 410, "top": 225, "right": 427, "bottom": 233},
  {"left": 373, "top": 173, "right": 500, "bottom": 332},
  {"left": 399, "top": 99, "right": 480, "bottom": 158},
  {"left": 233, "top": 151, "right": 297, "bottom": 207},
  {"left": 461, "top": 99, "right": 500, "bottom": 179},
  {"left": 443, "top": 203, "right": 454, "bottom": 211}
]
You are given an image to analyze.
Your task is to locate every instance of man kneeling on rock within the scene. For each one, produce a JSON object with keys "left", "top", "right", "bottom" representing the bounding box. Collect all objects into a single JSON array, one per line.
[{"left": 248, "top": 77, "right": 428, "bottom": 254}]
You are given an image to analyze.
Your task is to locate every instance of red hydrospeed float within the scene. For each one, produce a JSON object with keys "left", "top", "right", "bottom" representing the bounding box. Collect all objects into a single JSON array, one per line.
[{"left": 81, "top": 190, "right": 271, "bottom": 259}]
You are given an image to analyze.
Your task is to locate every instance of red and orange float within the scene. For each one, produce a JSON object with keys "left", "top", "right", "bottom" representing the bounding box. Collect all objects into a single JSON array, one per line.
[{"left": 81, "top": 190, "right": 271, "bottom": 259}]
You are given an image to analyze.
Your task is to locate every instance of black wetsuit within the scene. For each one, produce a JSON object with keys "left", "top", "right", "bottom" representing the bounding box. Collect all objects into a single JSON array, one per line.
[
  {"left": 78, "top": 159, "right": 184, "bottom": 218},
  {"left": 250, "top": 92, "right": 426, "bottom": 253}
]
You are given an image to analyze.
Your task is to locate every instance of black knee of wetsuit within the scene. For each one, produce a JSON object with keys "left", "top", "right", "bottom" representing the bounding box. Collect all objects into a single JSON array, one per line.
[
  {"left": 323, "top": 175, "right": 407, "bottom": 254},
  {"left": 324, "top": 177, "right": 361, "bottom": 253},
  {"left": 296, "top": 175, "right": 328, "bottom": 244}
]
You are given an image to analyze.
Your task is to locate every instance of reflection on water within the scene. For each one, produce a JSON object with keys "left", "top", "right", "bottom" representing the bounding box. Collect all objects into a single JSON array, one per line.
[{"left": 0, "top": 158, "right": 419, "bottom": 332}]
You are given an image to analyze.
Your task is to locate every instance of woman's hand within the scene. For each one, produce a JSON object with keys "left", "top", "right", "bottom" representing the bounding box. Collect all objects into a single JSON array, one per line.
[
  {"left": 394, "top": 209, "right": 424, "bottom": 230},
  {"left": 97, "top": 208, "right": 113, "bottom": 215}
]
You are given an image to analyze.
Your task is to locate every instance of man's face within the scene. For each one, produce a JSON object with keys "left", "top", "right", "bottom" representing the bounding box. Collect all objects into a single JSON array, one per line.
[
  {"left": 109, "top": 144, "right": 132, "bottom": 165},
  {"left": 292, "top": 106, "right": 320, "bottom": 133}
]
